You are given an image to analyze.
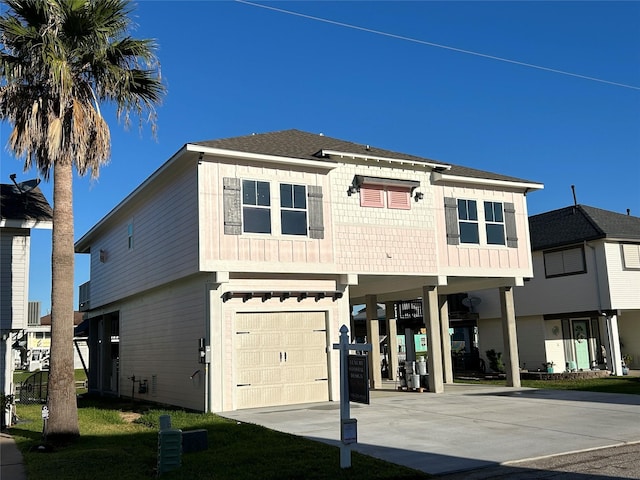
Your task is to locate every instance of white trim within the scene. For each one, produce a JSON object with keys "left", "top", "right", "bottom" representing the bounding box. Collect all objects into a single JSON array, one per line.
[
  {"left": 432, "top": 172, "right": 544, "bottom": 191},
  {"left": 188, "top": 144, "right": 338, "bottom": 170},
  {"left": 321, "top": 149, "right": 451, "bottom": 170},
  {"left": 0, "top": 219, "right": 52, "bottom": 229}
]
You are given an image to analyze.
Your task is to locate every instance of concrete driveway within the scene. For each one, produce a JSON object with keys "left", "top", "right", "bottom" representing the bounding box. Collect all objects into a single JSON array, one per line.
[{"left": 221, "top": 382, "right": 640, "bottom": 476}]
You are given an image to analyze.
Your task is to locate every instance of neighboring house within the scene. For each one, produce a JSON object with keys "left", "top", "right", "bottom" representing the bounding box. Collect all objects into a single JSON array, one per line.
[
  {"left": 472, "top": 205, "right": 640, "bottom": 375},
  {"left": 1, "top": 181, "right": 53, "bottom": 426},
  {"left": 75, "top": 129, "right": 543, "bottom": 412},
  {"left": 12, "top": 310, "right": 88, "bottom": 372}
]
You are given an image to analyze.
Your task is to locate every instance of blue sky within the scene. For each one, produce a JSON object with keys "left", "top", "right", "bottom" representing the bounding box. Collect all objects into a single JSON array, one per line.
[{"left": 2, "top": 1, "right": 639, "bottom": 316}]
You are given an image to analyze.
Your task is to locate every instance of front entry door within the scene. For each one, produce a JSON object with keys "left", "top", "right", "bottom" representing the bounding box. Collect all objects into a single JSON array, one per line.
[{"left": 572, "top": 320, "right": 590, "bottom": 370}]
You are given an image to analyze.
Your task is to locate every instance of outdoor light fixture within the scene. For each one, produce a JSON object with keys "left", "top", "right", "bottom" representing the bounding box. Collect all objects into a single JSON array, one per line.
[
  {"left": 414, "top": 191, "right": 424, "bottom": 202},
  {"left": 347, "top": 185, "right": 358, "bottom": 196}
]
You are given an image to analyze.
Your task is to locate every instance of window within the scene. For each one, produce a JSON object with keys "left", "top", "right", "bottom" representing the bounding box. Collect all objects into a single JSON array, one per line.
[
  {"left": 484, "top": 201, "right": 505, "bottom": 245},
  {"left": 622, "top": 243, "right": 640, "bottom": 270},
  {"left": 224, "top": 177, "right": 324, "bottom": 238},
  {"left": 458, "top": 199, "right": 479, "bottom": 244},
  {"left": 544, "top": 246, "right": 586, "bottom": 277},
  {"left": 280, "top": 184, "right": 307, "bottom": 235},
  {"left": 127, "top": 222, "right": 134, "bottom": 249},
  {"left": 242, "top": 180, "right": 271, "bottom": 233}
]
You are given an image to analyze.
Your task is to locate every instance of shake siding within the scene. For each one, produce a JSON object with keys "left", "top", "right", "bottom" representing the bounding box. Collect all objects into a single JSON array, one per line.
[
  {"left": 0, "top": 230, "right": 29, "bottom": 330},
  {"left": 119, "top": 276, "right": 206, "bottom": 411},
  {"left": 330, "top": 161, "right": 437, "bottom": 273},
  {"left": 605, "top": 241, "right": 640, "bottom": 309},
  {"left": 197, "top": 160, "right": 334, "bottom": 271},
  {"left": 89, "top": 164, "right": 199, "bottom": 308},
  {"left": 436, "top": 185, "right": 532, "bottom": 276}
]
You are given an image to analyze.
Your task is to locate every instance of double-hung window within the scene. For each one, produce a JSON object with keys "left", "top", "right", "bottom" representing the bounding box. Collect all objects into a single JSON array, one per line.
[
  {"left": 484, "top": 201, "right": 505, "bottom": 245},
  {"left": 280, "top": 184, "right": 307, "bottom": 235},
  {"left": 457, "top": 199, "right": 479, "bottom": 244},
  {"left": 242, "top": 180, "right": 271, "bottom": 233}
]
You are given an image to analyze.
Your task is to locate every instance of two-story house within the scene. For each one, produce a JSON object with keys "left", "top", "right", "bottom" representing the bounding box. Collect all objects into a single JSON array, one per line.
[
  {"left": 472, "top": 205, "right": 640, "bottom": 375},
  {"left": 1, "top": 181, "right": 52, "bottom": 426},
  {"left": 75, "top": 129, "right": 543, "bottom": 412}
]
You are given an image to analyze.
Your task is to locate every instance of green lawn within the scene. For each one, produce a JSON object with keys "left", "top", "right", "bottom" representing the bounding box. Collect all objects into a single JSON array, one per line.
[
  {"left": 10, "top": 396, "right": 430, "bottom": 480},
  {"left": 13, "top": 369, "right": 87, "bottom": 384},
  {"left": 455, "top": 375, "right": 640, "bottom": 395},
  {"left": 9, "top": 375, "right": 639, "bottom": 479}
]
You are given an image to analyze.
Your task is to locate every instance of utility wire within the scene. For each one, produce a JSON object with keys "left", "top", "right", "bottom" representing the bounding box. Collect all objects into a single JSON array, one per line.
[{"left": 235, "top": 0, "right": 640, "bottom": 91}]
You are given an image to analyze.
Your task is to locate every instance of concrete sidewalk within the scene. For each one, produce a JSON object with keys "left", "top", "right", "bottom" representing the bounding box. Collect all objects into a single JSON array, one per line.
[
  {"left": 222, "top": 382, "right": 640, "bottom": 476},
  {"left": 1, "top": 431, "right": 27, "bottom": 480}
]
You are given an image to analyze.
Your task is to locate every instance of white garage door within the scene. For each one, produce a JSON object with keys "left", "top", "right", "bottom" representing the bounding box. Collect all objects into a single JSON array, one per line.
[{"left": 235, "top": 311, "right": 329, "bottom": 409}]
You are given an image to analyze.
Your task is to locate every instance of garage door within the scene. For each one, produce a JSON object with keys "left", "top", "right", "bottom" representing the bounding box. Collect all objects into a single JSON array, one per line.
[{"left": 235, "top": 312, "right": 329, "bottom": 409}]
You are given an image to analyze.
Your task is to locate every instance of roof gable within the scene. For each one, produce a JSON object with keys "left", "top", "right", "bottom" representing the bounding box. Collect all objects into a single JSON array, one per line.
[{"left": 529, "top": 205, "right": 640, "bottom": 250}]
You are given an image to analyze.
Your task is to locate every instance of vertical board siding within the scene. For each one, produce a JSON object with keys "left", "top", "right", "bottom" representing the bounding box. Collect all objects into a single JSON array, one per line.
[
  {"left": 437, "top": 186, "right": 533, "bottom": 277},
  {"left": 0, "top": 230, "right": 29, "bottom": 330},
  {"left": 89, "top": 164, "right": 200, "bottom": 308},
  {"left": 198, "top": 162, "right": 333, "bottom": 271}
]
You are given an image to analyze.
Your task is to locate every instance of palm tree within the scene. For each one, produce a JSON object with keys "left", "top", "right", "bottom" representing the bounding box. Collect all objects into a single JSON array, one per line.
[{"left": 0, "top": 0, "right": 164, "bottom": 440}]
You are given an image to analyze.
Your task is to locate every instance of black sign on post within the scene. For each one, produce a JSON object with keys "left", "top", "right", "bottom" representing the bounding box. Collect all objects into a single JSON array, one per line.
[{"left": 348, "top": 354, "right": 370, "bottom": 404}]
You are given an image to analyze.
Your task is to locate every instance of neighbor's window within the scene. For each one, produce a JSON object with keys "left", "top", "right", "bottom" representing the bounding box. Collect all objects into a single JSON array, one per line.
[
  {"left": 280, "top": 183, "right": 307, "bottom": 235},
  {"left": 242, "top": 180, "right": 271, "bottom": 233},
  {"left": 484, "top": 201, "right": 505, "bottom": 245},
  {"left": 127, "top": 222, "right": 134, "bottom": 249},
  {"left": 544, "top": 246, "right": 586, "bottom": 277},
  {"left": 458, "top": 199, "right": 479, "bottom": 244},
  {"left": 622, "top": 243, "right": 640, "bottom": 270}
]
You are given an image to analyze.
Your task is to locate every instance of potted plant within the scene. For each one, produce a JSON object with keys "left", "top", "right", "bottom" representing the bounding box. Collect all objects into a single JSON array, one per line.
[
  {"left": 622, "top": 354, "right": 632, "bottom": 375},
  {"left": 543, "top": 361, "right": 555, "bottom": 374}
]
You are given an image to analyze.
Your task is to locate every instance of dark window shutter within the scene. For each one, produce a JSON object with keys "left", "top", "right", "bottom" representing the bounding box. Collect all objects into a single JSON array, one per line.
[
  {"left": 223, "top": 177, "right": 242, "bottom": 235},
  {"left": 308, "top": 185, "right": 324, "bottom": 239},
  {"left": 444, "top": 197, "right": 460, "bottom": 245},
  {"left": 504, "top": 202, "right": 518, "bottom": 248}
]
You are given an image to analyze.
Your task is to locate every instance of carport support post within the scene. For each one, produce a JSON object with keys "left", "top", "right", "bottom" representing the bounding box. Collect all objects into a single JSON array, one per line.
[
  {"left": 423, "top": 286, "right": 444, "bottom": 393},
  {"left": 365, "top": 295, "right": 382, "bottom": 389},
  {"left": 439, "top": 295, "right": 453, "bottom": 384},
  {"left": 500, "top": 286, "right": 521, "bottom": 388},
  {"left": 385, "top": 301, "right": 398, "bottom": 381}
]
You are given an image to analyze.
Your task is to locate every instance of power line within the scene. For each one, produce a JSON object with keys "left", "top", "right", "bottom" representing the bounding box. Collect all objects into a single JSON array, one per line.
[{"left": 235, "top": 0, "right": 640, "bottom": 91}]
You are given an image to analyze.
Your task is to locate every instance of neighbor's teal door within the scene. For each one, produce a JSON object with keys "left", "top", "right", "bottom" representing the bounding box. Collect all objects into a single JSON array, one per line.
[{"left": 573, "top": 320, "right": 590, "bottom": 370}]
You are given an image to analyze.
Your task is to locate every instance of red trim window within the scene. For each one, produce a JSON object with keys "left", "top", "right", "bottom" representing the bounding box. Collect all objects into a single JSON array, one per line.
[
  {"left": 387, "top": 187, "right": 411, "bottom": 210},
  {"left": 360, "top": 184, "right": 384, "bottom": 208}
]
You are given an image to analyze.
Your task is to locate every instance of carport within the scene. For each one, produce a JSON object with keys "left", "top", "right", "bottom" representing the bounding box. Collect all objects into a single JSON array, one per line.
[{"left": 348, "top": 274, "right": 523, "bottom": 394}]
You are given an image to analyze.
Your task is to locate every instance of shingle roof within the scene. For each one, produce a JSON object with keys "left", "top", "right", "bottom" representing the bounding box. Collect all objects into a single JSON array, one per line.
[
  {"left": 0, "top": 184, "right": 53, "bottom": 224},
  {"left": 193, "top": 129, "right": 539, "bottom": 185},
  {"left": 529, "top": 205, "right": 640, "bottom": 251}
]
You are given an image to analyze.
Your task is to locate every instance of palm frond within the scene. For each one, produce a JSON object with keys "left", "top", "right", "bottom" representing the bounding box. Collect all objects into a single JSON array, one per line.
[{"left": 0, "top": 0, "right": 165, "bottom": 178}]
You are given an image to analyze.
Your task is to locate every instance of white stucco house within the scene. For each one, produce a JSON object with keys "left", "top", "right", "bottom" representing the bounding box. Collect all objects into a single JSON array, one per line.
[
  {"left": 1, "top": 181, "right": 53, "bottom": 426},
  {"left": 74, "top": 129, "right": 543, "bottom": 412},
  {"left": 472, "top": 204, "right": 640, "bottom": 375}
]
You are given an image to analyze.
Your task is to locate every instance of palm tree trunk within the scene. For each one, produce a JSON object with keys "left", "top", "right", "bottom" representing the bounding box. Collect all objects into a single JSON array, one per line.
[{"left": 45, "top": 159, "right": 79, "bottom": 440}]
